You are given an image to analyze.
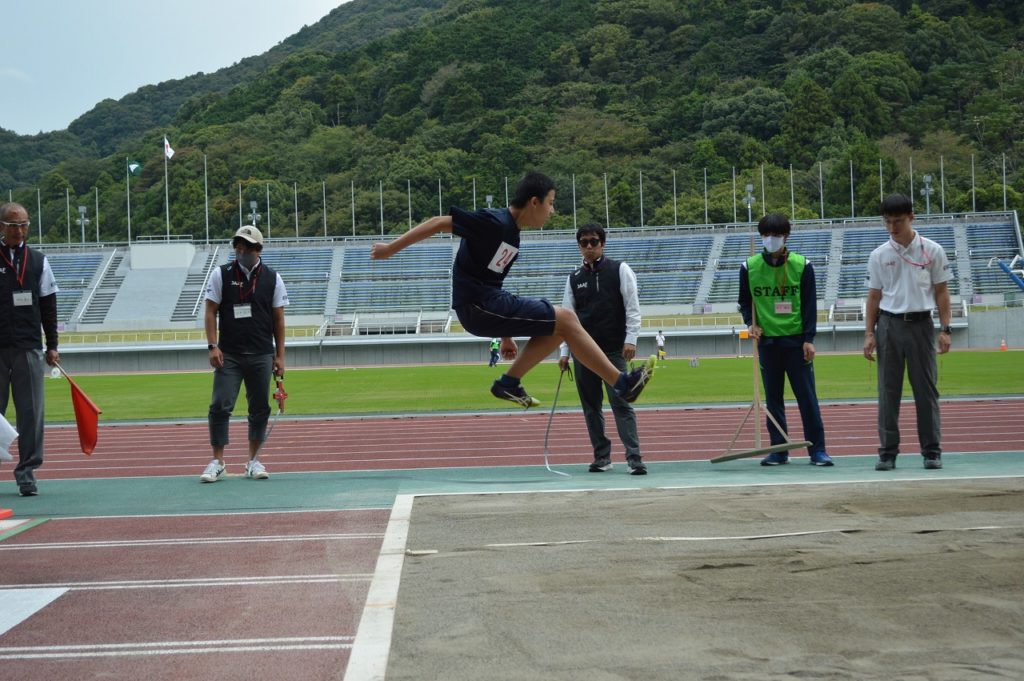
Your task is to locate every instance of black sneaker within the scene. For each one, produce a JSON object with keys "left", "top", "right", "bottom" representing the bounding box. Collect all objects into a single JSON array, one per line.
[
  {"left": 875, "top": 458, "right": 896, "bottom": 471},
  {"left": 923, "top": 457, "right": 943, "bottom": 470},
  {"left": 490, "top": 380, "right": 540, "bottom": 409},
  {"left": 19, "top": 484, "right": 38, "bottom": 497},
  {"left": 615, "top": 355, "right": 657, "bottom": 403},
  {"left": 628, "top": 461, "right": 648, "bottom": 475},
  {"left": 589, "top": 462, "right": 613, "bottom": 472}
]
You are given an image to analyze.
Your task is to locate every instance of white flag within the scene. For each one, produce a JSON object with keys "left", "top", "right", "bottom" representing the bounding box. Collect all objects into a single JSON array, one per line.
[{"left": 164, "top": 137, "right": 175, "bottom": 160}]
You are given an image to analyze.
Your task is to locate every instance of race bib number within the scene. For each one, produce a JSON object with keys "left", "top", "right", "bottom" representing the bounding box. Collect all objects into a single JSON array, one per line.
[
  {"left": 12, "top": 291, "right": 32, "bottom": 307},
  {"left": 487, "top": 242, "right": 519, "bottom": 274},
  {"left": 774, "top": 301, "right": 793, "bottom": 314},
  {"left": 234, "top": 304, "right": 253, "bottom": 319}
]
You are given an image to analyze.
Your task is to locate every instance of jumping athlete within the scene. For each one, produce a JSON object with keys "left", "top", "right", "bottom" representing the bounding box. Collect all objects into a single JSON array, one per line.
[{"left": 371, "top": 172, "right": 655, "bottom": 408}]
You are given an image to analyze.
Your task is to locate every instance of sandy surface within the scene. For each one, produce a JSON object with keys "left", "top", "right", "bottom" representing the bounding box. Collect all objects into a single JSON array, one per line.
[{"left": 388, "top": 479, "right": 1024, "bottom": 680}]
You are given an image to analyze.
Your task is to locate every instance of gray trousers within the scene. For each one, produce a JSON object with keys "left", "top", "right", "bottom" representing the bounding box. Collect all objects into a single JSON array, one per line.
[
  {"left": 0, "top": 347, "right": 46, "bottom": 487},
  {"left": 875, "top": 315, "right": 941, "bottom": 459},
  {"left": 208, "top": 353, "right": 273, "bottom": 447},
  {"left": 573, "top": 351, "right": 640, "bottom": 464}
]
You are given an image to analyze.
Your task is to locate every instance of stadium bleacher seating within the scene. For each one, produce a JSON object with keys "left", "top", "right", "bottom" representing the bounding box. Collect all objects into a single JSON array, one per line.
[
  {"left": 966, "top": 221, "right": 1023, "bottom": 294},
  {"left": 337, "top": 241, "right": 453, "bottom": 313},
  {"left": 46, "top": 213, "right": 1022, "bottom": 328},
  {"left": 46, "top": 252, "right": 105, "bottom": 322}
]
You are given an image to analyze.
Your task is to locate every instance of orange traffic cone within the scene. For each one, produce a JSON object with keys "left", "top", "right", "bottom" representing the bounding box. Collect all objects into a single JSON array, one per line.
[
  {"left": 999, "top": 339, "right": 1008, "bottom": 351},
  {"left": 0, "top": 509, "right": 12, "bottom": 520}
]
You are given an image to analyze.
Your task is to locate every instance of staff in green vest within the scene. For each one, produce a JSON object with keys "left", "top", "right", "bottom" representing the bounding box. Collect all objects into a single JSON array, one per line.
[
  {"left": 488, "top": 338, "right": 501, "bottom": 367},
  {"left": 738, "top": 213, "right": 832, "bottom": 467}
]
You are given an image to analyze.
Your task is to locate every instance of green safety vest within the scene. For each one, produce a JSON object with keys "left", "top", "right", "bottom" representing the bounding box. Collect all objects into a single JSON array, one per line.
[{"left": 746, "top": 251, "right": 805, "bottom": 337}]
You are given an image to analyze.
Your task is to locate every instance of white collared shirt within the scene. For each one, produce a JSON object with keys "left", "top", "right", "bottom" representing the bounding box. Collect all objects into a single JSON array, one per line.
[
  {"left": 866, "top": 232, "right": 951, "bottom": 313},
  {"left": 205, "top": 259, "right": 289, "bottom": 308}
]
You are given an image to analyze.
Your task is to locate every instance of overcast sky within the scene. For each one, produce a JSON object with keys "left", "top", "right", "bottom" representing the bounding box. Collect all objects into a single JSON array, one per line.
[{"left": 1, "top": 0, "right": 344, "bottom": 136}]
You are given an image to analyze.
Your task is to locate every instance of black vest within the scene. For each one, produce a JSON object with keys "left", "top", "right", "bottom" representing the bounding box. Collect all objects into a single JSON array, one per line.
[
  {"left": 217, "top": 261, "right": 278, "bottom": 355},
  {"left": 0, "top": 244, "right": 45, "bottom": 349},
  {"left": 569, "top": 257, "right": 626, "bottom": 353}
]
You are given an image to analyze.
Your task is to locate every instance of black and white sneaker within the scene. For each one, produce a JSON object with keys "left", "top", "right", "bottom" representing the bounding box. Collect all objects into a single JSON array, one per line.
[
  {"left": 627, "top": 458, "right": 648, "bottom": 475},
  {"left": 588, "top": 462, "right": 613, "bottom": 472},
  {"left": 490, "top": 380, "right": 540, "bottom": 409},
  {"left": 200, "top": 459, "right": 226, "bottom": 483}
]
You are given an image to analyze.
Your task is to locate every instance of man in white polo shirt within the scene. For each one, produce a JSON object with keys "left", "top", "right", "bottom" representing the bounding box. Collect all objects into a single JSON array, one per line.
[{"left": 863, "top": 194, "right": 952, "bottom": 471}]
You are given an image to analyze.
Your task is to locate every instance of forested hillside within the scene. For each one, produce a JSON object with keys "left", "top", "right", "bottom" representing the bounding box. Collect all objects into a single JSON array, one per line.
[{"left": 2, "top": 0, "right": 1022, "bottom": 242}]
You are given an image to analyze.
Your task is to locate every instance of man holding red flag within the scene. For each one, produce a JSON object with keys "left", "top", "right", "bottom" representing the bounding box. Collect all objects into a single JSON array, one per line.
[
  {"left": 201, "top": 225, "right": 288, "bottom": 483},
  {"left": 0, "top": 202, "right": 59, "bottom": 497}
]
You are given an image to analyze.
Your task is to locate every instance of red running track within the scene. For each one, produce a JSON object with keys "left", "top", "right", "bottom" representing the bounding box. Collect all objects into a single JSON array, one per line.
[
  {"left": 0, "top": 510, "right": 387, "bottom": 681},
  {"left": 33, "top": 400, "right": 1024, "bottom": 479}
]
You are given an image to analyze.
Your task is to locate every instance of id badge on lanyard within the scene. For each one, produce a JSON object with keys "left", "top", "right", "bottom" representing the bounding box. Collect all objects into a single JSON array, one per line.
[
  {"left": 12, "top": 290, "right": 32, "bottom": 306},
  {"left": 774, "top": 300, "right": 792, "bottom": 314},
  {"left": 234, "top": 304, "right": 253, "bottom": 319}
]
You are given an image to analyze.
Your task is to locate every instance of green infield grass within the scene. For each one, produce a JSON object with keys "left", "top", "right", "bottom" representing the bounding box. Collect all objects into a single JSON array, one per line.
[{"left": 16, "top": 349, "right": 1021, "bottom": 424}]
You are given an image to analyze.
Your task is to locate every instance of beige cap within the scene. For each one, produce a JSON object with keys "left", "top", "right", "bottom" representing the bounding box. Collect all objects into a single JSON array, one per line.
[{"left": 233, "top": 225, "right": 263, "bottom": 245}]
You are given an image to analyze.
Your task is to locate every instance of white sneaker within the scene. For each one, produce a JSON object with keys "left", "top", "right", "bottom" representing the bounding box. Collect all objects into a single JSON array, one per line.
[
  {"left": 200, "top": 459, "right": 225, "bottom": 483},
  {"left": 245, "top": 458, "right": 268, "bottom": 480}
]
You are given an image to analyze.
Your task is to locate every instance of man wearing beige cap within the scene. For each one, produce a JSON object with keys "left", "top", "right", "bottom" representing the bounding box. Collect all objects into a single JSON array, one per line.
[{"left": 201, "top": 225, "right": 288, "bottom": 482}]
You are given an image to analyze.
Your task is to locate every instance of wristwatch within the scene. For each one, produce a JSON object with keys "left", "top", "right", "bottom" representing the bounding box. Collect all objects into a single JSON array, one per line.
[
  {"left": 207, "top": 343, "right": 217, "bottom": 350},
  {"left": 940, "top": 326, "right": 953, "bottom": 335}
]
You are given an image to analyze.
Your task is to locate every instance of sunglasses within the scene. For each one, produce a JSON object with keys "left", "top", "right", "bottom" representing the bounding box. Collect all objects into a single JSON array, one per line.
[
  {"left": 0, "top": 220, "right": 30, "bottom": 229},
  {"left": 578, "top": 238, "right": 602, "bottom": 248}
]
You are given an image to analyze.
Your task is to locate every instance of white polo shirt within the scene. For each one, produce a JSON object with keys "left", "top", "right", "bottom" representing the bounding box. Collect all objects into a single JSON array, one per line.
[{"left": 865, "top": 232, "right": 951, "bottom": 313}]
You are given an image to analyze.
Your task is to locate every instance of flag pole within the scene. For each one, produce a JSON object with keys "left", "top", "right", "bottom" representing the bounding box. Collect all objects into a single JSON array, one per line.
[
  {"left": 203, "top": 154, "right": 210, "bottom": 246},
  {"left": 125, "top": 157, "right": 132, "bottom": 245},
  {"left": 164, "top": 137, "right": 170, "bottom": 240}
]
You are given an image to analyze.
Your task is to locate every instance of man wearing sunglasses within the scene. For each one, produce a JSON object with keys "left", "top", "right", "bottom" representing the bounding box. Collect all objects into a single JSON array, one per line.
[
  {"left": 0, "top": 203, "right": 60, "bottom": 497},
  {"left": 558, "top": 225, "right": 647, "bottom": 475}
]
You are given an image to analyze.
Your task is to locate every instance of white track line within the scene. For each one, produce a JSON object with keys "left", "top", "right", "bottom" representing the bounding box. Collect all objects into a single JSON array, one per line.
[
  {"left": 0, "top": 574, "right": 373, "bottom": 590},
  {"left": 0, "top": 636, "right": 354, "bottom": 660},
  {"left": 344, "top": 494, "right": 413, "bottom": 681},
  {"left": 0, "top": 532, "right": 383, "bottom": 551}
]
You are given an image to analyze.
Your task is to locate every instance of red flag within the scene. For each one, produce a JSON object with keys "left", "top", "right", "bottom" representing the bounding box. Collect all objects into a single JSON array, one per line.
[{"left": 65, "top": 373, "right": 102, "bottom": 455}]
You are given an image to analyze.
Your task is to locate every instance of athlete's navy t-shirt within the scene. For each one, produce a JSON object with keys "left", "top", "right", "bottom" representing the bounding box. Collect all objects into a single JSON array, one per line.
[{"left": 450, "top": 206, "right": 521, "bottom": 307}]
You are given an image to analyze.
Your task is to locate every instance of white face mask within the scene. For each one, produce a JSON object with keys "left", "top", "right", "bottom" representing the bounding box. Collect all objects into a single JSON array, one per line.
[{"left": 762, "top": 235, "right": 786, "bottom": 253}]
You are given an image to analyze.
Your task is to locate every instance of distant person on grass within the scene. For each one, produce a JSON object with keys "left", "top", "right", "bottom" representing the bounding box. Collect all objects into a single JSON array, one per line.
[
  {"left": 863, "top": 194, "right": 952, "bottom": 471},
  {"left": 371, "top": 171, "right": 655, "bottom": 408},
  {"left": 738, "top": 213, "right": 832, "bottom": 467},
  {"left": 201, "top": 225, "right": 288, "bottom": 483},
  {"left": 488, "top": 337, "right": 500, "bottom": 367}
]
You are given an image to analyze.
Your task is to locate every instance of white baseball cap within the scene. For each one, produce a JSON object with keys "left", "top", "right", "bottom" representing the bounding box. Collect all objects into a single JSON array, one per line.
[{"left": 233, "top": 225, "right": 264, "bottom": 245}]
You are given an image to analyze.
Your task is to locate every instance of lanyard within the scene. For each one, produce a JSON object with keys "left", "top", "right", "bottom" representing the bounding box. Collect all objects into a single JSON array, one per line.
[
  {"left": 889, "top": 240, "right": 932, "bottom": 268},
  {"left": 0, "top": 246, "right": 29, "bottom": 288},
  {"left": 233, "top": 262, "right": 261, "bottom": 302}
]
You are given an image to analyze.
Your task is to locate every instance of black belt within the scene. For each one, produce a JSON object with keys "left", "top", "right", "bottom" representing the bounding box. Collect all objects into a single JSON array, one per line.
[{"left": 880, "top": 309, "right": 931, "bottom": 322}]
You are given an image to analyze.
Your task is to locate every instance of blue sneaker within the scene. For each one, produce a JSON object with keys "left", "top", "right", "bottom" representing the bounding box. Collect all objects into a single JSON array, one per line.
[
  {"left": 760, "top": 452, "right": 789, "bottom": 466},
  {"left": 809, "top": 452, "right": 834, "bottom": 466}
]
